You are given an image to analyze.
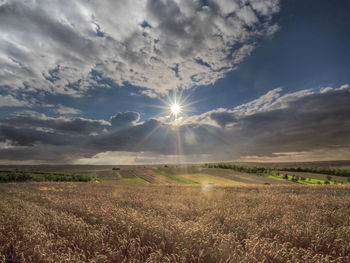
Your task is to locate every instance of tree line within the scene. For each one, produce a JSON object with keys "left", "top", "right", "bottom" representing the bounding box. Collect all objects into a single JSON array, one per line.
[
  {"left": 205, "top": 163, "right": 350, "bottom": 177},
  {"left": 0, "top": 171, "right": 93, "bottom": 183}
]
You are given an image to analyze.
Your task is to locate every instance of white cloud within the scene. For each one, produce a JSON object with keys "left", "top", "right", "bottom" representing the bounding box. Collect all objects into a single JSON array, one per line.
[
  {"left": 0, "top": 0, "right": 280, "bottom": 97},
  {"left": 0, "top": 94, "right": 30, "bottom": 107},
  {"left": 336, "top": 83, "right": 349, "bottom": 91},
  {"left": 184, "top": 85, "right": 346, "bottom": 127},
  {"left": 140, "top": 89, "right": 158, "bottom": 99},
  {"left": 52, "top": 104, "right": 81, "bottom": 115},
  {"left": 320, "top": 87, "right": 333, "bottom": 93}
]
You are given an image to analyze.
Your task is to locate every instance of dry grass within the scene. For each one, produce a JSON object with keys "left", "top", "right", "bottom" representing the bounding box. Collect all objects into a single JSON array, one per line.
[{"left": 1, "top": 183, "right": 350, "bottom": 262}]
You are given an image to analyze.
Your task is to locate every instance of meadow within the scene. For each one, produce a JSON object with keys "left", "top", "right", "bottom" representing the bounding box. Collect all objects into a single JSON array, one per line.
[{"left": 1, "top": 182, "right": 350, "bottom": 262}]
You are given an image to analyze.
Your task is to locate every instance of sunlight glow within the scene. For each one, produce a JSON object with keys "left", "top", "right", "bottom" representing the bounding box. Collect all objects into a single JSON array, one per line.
[{"left": 170, "top": 103, "right": 181, "bottom": 116}]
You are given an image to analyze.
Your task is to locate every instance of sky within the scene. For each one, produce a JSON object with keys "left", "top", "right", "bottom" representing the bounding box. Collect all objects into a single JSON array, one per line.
[{"left": 0, "top": 0, "right": 350, "bottom": 164}]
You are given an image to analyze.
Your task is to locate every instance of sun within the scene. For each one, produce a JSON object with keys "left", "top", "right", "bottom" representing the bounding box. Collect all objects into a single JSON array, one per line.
[{"left": 170, "top": 103, "right": 181, "bottom": 116}]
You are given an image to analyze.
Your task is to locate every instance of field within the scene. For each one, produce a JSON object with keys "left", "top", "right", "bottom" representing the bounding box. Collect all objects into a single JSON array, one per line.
[
  {"left": 1, "top": 162, "right": 350, "bottom": 262},
  {"left": 1, "top": 182, "right": 350, "bottom": 262},
  {"left": 278, "top": 171, "right": 349, "bottom": 184}
]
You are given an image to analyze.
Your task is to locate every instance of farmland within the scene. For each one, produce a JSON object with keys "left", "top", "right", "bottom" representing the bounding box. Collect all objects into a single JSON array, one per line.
[
  {"left": 1, "top": 162, "right": 350, "bottom": 262},
  {"left": 1, "top": 182, "right": 350, "bottom": 262}
]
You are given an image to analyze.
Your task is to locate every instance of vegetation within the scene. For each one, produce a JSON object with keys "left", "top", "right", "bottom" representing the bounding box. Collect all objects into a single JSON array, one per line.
[
  {"left": 206, "top": 163, "right": 271, "bottom": 174},
  {"left": 0, "top": 170, "right": 93, "bottom": 182},
  {"left": 267, "top": 173, "right": 341, "bottom": 185},
  {"left": 205, "top": 164, "right": 348, "bottom": 184},
  {"left": 120, "top": 177, "right": 147, "bottom": 183},
  {"left": 0, "top": 183, "right": 349, "bottom": 262},
  {"left": 279, "top": 166, "right": 350, "bottom": 177},
  {"left": 153, "top": 167, "right": 199, "bottom": 184}
]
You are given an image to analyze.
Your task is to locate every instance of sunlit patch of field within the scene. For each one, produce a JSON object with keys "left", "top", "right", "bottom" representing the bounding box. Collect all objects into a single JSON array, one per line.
[
  {"left": 202, "top": 168, "right": 294, "bottom": 185},
  {"left": 1, "top": 183, "right": 350, "bottom": 262},
  {"left": 178, "top": 173, "right": 248, "bottom": 186},
  {"left": 133, "top": 168, "right": 178, "bottom": 184},
  {"left": 38, "top": 186, "right": 64, "bottom": 192}
]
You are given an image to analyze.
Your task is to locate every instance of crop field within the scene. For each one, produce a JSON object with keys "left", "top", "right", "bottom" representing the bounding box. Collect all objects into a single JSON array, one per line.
[
  {"left": 176, "top": 173, "right": 247, "bottom": 186},
  {"left": 1, "top": 182, "right": 350, "bottom": 262},
  {"left": 202, "top": 168, "right": 293, "bottom": 185},
  {"left": 97, "top": 166, "right": 297, "bottom": 186}
]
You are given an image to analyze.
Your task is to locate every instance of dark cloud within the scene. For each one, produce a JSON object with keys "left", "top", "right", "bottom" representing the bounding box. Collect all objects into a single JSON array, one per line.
[
  {"left": 210, "top": 111, "right": 237, "bottom": 127},
  {"left": 110, "top": 112, "right": 140, "bottom": 130},
  {"left": 0, "top": 89, "right": 349, "bottom": 163},
  {"left": 0, "top": 125, "right": 74, "bottom": 146},
  {"left": 233, "top": 90, "right": 350, "bottom": 156},
  {"left": 1, "top": 115, "right": 109, "bottom": 135}
]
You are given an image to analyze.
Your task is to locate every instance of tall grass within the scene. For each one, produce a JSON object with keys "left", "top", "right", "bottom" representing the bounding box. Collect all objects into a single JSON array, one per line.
[{"left": 0, "top": 183, "right": 349, "bottom": 262}]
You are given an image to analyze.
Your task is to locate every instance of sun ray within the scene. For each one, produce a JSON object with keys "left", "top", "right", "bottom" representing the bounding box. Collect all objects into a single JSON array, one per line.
[{"left": 131, "top": 122, "right": 162, "bottom": 152}]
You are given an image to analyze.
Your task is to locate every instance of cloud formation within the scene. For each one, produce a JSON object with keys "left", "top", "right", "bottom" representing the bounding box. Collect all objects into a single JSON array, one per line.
[
  {"left": 0, "top": 0, "right": 279, "bottom": 97},
  {"left": 110, "top": 112, "right": 140, "bottom": 130},
  {"left": 1, "top": 115, "right": 109, "bottom": 135},
  {"left": 0, "top": 85, "right": 349, "bottom": 163},
  {"left": 0, "top": 94, "right": 30, "bottom": 107}
]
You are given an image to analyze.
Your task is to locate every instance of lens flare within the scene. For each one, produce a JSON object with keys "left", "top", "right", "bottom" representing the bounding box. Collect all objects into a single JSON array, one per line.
[{"left": 170, "top": 103, "right": 181, "bottom": 116}]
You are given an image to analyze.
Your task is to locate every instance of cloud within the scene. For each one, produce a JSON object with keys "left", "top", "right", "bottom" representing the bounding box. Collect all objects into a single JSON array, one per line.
[
  {"left": 0, "top": 94, "right": 30, "bottom": 107},
  {"left": 320, "top": 87, "right": 333, "bottom": 93},
  {"left": 0, "top": 85, "right": 349, "bottom": 163},
  {"left": 52, "top": 104, "right": 81, "bottom": 115},
  {"left": 183, "top": 87, "right": 314, "bottom": 127},
  {"left": 110, "top": 111, "right": 140, "bottom": 130},
  {"left": 1, "top": 114, "right": 109, "bottom": 135},
  {"left": 336, "top": 84, "right": 349, "bottom": 91},
  {"left": 0, "top": 0, "right": 280, "bottom": 97},
  {"left": 0, "top": 125, "right": 73, "bottom": 146},
  {"left": 209, "top": 110, "right": 237, "bottom": 127}
]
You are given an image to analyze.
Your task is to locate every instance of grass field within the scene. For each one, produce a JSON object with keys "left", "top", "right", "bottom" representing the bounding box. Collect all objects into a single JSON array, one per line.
[{"left": 1, "top": 182, "right": 349, "bottom": 262}]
